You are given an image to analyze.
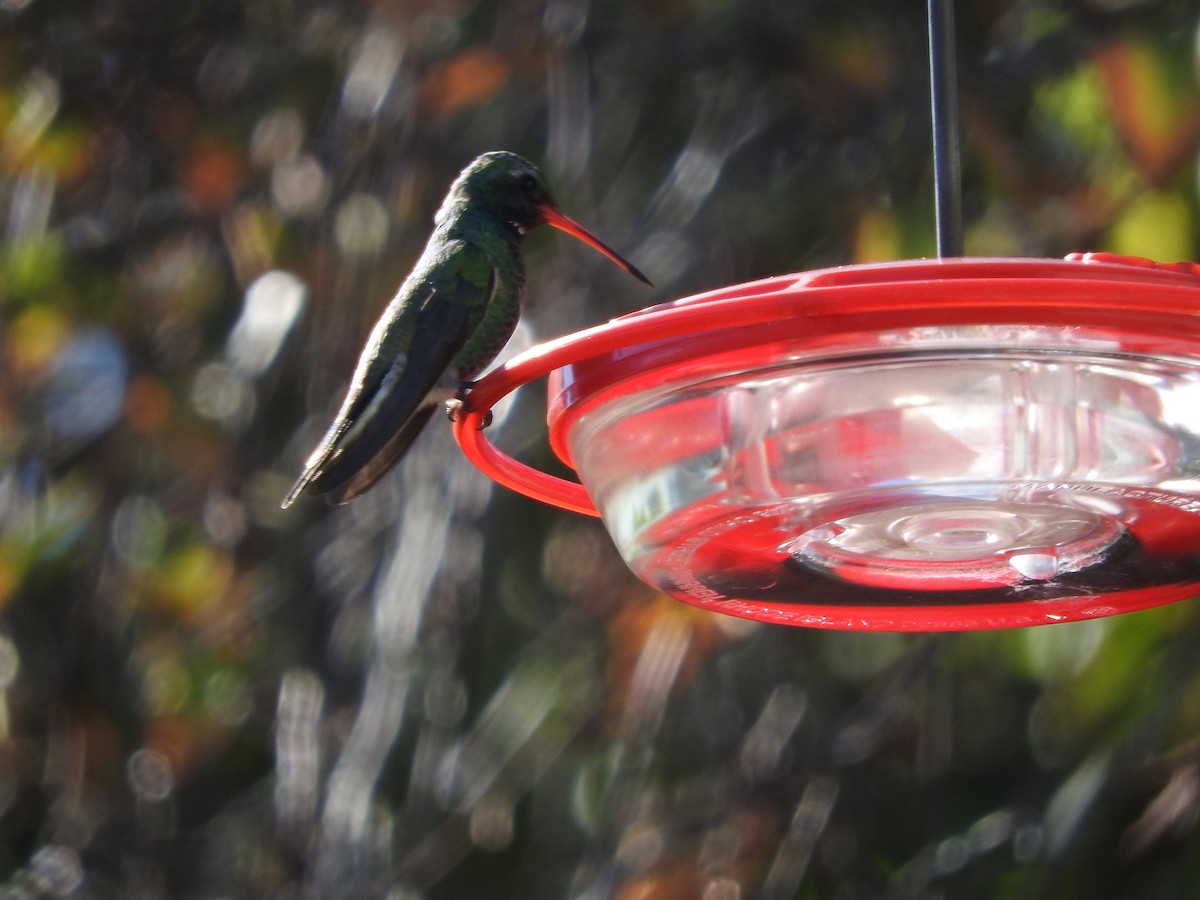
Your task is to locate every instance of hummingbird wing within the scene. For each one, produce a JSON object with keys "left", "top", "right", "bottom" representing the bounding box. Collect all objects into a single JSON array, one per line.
[
  {"left": 319, "top": 294, "right": 475, "bottom": 504},
  {"left": 283, "top": 241, "right": 499, "bottom": 507}
]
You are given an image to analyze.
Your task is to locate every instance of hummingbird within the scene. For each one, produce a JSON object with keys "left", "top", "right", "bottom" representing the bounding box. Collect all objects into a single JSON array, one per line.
[{"left": 282, "top": 151, "right": 650, "bottom": 508}]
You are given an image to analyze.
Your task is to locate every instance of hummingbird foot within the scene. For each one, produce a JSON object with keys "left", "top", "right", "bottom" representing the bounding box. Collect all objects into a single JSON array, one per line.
[{"left": 445, "top": 397, "right": 493, "bottom": 429}]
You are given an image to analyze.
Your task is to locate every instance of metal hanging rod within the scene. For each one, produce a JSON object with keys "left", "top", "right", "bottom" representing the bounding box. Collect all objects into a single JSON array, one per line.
[{"left": 928, "top": 0, "right": 963, "bottom": 257}]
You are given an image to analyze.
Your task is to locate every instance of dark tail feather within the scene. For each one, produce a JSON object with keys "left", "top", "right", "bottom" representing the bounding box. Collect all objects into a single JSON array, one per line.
[
  {"left": 282, "top": 453, "right": 327, "bottom": 509},
  {"left": 326, "top": 402, "right": 439, "bottom": 504}
]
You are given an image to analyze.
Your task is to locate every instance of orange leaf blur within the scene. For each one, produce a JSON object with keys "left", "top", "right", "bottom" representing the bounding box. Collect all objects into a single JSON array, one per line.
[
  {"left": 605, "top": 593, "right": 730, "bottom": 734},
  {"left": 184, "top": 137, "right": 247, "bottom": 213},
  {"left": 418, "top": 47, "right": 509, "bottom": 116},
  {"left": 1094, "top": 38, "right": 1200, "bottom": 187}
]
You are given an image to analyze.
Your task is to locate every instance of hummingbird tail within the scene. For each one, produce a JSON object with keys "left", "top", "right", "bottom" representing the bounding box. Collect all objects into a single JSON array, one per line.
[
  {"left": 281, "top": 459, "right": 329, "bottom": 509},
  {"left": 281, "top": 480, "right": 305, "bottom": 509},
  {"left": 326, "top": 402, "right": 439, "bottom": 504}
]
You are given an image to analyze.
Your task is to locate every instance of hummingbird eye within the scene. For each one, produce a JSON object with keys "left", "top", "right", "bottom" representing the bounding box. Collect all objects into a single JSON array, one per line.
[{"left": 517, "top": 172, "right": 538, "bottom": 193}]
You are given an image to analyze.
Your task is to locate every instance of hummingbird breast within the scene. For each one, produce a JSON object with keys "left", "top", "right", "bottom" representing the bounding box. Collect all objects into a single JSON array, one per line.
[
  {"left": 449, "top": 227, "right": 526, "bottom": 380},
  {"left": 452, "top": 294, "right": 520, "bottom": 379}
]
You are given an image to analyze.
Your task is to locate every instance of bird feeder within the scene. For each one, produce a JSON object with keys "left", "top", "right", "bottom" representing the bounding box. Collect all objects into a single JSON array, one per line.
[
  {"left": 453, "top": 253, "right": 1200, "bottom": 630},
  {"left": 453, "top": 0, "right": 1200, "bottom": 630}
]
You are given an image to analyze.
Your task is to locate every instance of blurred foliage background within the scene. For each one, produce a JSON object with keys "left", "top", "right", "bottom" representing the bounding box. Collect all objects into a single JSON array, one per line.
[{"left": 3, "top": 0, "right": 1200, "bottom": 897}]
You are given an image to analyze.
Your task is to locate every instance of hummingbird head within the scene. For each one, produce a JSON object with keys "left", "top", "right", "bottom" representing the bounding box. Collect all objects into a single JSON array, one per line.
[
  {"left": 449, "top": 151, "right": 652, "bottom": 285},
  {"left": 451, "top": 151, "right": 556, "bottom": 232}
]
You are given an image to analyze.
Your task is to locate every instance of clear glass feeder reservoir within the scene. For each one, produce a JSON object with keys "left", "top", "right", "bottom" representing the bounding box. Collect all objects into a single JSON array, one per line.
[{"left": 536, "top": 256, "right": 1200, "bottom": 629}]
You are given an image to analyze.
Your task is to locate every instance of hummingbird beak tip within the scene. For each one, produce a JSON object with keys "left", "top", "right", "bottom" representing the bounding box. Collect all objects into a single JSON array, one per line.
[{"left": 541, "top": 206, "right": 651, "bottom": 287}]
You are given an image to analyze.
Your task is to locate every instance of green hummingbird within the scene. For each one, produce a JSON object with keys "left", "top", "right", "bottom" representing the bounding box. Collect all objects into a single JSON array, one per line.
[{"left": 282, "top": 151, "right": 650, "bottom": 508}]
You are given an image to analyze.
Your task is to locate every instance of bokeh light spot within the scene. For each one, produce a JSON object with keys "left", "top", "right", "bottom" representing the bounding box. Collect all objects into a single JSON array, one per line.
[{"left": 334, "top": 193, "right": 390, "bottom": 259}]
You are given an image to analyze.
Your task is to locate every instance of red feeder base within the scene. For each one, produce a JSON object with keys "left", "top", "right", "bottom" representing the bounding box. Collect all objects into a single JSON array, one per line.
[{"left": 454, "top": 255, "right": 1200, "bottom": 630}]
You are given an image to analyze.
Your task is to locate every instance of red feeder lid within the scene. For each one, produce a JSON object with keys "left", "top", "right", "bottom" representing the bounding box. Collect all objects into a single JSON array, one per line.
[{"left": 454, "top": 255, "right": 1200, "bottom": 630}]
